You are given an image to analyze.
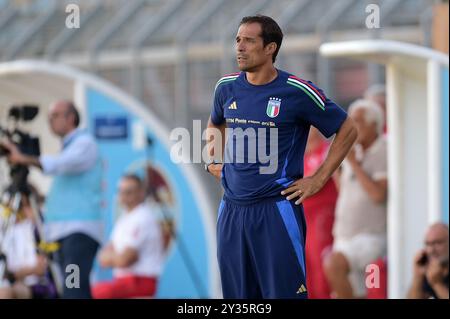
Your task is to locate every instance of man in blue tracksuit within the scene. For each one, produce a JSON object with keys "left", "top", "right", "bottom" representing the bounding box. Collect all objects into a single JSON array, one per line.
[
  {"left": 205, "top": 15, "right": 357, "bottom": 299},
  {"left": 3, "top": 100, "right": 102, "bottom": 298}
]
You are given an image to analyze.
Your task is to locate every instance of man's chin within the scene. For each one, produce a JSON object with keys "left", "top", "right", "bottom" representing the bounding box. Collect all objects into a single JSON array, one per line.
[{"left": 237, "top": 65, "right": 256, "bottom": 72}]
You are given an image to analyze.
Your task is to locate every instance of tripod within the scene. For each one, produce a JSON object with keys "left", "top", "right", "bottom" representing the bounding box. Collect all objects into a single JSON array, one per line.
[{"left": 0, "top": 186, "right": 63, "bottom": 297}]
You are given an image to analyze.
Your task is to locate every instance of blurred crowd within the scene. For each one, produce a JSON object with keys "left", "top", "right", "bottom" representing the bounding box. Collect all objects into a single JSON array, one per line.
[
  {"left": 0, "top": 101, "right": 167, "bottom": 299},
  {"left": 303, "top": 84, "right": 448, "bottom": 299}
]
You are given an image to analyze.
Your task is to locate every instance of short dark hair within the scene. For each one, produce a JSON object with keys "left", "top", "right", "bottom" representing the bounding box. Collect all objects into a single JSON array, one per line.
[
  {"left": 64, "top": 101, "right": 80, "bottom": 127},
  {"left": 239, "top": 15, "right": 283, "bottom": 63}
]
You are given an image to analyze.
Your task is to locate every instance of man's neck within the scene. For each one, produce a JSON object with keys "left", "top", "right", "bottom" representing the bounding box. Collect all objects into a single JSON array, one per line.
[
  {"left": 125, "top": 202, "right": 143, "bottom": 213},
  {"left": 62, "top": 127, "right": 77, "bottom": 140},
  {"left": 246, "top": 65, "right": 278, "bottom": 85}
]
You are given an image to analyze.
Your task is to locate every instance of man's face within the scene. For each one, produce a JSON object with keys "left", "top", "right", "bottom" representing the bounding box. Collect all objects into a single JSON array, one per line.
[
  {"left": 350, "top": 108, "right": 377, "bottom": 145},
  {"left": 118, "top": 178, "right": 143, "bottom": 211},
  {"left": 235, "top": 23, "right": 272, "bottom": 72},
  {"left": 369, "top": 94, "right": 386, "bottom": 113},
  {"left": 48, "top": 102, "right": 73, "bottom": 137},
  {"left": 425, "top": 226, "right": 449, "bottom": 261}
]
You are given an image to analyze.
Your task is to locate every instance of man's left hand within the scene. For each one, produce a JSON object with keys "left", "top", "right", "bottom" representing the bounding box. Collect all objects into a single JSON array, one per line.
[{"left": 281, "top": 176, "right": 324, "bottom": 205}]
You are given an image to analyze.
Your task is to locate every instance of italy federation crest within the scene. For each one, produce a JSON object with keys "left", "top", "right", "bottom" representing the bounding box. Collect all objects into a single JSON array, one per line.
[{"left": 266, "top": 97, "right": 281, "bottom": 118}]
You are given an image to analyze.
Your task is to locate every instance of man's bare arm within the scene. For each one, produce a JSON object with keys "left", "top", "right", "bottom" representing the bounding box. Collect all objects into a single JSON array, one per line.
[
  {"left": 205, "top": 116, "right": 226, "bottom": 180},
  {"left": 98, "top": 244, "right": 138, "bottom": 268},
  {"left": 113, "top": 247, "right": 139, "bottom": 268},
  {"left": 352, "top": 165, "right": 387, "bottom": 203},
  {"left": 282, "top": 117, "right": 357, "bottom": 204},
  {"left": 407, "top": 276, "right": 428, "bottom": 299}
]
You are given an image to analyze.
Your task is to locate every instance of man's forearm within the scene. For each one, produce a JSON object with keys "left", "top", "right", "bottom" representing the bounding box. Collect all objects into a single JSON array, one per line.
[
  {"left": 13, "top": 267, "right": 34, "bottom": 281},
  {"left": 18, "top": 154, "right": 42, "bottom": 170},
  {"left": 431, "top": 282, "right": 449, "bottom": 299},
  {"left": 313, "top": 117, "right": 357, "bottom": 187},
  {"left": 112, "top": 249, "right": 138, "bottom": 268},
  {"left": 206, "top": 117, "right": 226, "bottom": 161},
  {"left": 407, "top": 277, "right": 427, "bottom": 299},
  {"left": 350, "top": 162, "right": 387, "bottom": 203}
]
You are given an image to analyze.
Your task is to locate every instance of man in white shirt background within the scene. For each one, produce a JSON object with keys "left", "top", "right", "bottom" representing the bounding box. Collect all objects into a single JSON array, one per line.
[
  {"left": 1, "top": 100, "right": 103, "bottom": 298},
  {"left": 324, "top": 99, "right": 387, "bottom": 298},
  {"left": 92, "top": 174, "right": 164, "bottom": 299}
]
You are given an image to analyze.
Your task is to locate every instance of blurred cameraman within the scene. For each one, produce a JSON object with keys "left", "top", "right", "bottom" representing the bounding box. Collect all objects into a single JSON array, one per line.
[
  {"left": 407, "top": 223, "right": 449, "bottom": 299},
  {"left": 0, "top": 100, "right": 102, "bottom": 299}
]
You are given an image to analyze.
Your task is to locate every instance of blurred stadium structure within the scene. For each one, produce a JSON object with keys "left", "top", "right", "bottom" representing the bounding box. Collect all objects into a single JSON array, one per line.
[
  {"left": 0, "top": 0, "right": 446, "bottom": 201},
  {"left": 0, "top": 0, "right": 441, "bottom": 124},
  {"left": 0, "top": 0, "right": 448, "bottom": 298}
]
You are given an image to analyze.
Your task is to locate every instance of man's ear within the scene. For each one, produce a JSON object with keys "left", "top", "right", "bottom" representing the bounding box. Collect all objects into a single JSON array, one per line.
[
  {"left": 66, "top": 112, "right": 76, "bottom": 127},
  {"left": 265, "top": 42, "right": 277, "bottom": 57}
]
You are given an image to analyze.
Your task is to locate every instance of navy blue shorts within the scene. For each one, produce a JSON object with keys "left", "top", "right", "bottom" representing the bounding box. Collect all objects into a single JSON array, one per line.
[{"left": 217, "top": 195, "right": 308, "bottom": 299}]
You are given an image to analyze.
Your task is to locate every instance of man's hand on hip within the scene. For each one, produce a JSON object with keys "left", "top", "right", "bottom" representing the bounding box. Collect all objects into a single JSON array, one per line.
[{"left": 281, "top": 176, "right": 324, "bottom": 205}]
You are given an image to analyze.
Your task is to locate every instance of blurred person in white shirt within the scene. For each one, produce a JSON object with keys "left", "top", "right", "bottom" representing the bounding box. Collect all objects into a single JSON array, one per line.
[
  {"left": 0, "top": 194, "right": 57, "bottom": 299},
  {"left": 91, "top": 174, "right": 164, "bottom": 299},
  {"left": 324, "top": 99, "right": 387, "bottom": 298}
]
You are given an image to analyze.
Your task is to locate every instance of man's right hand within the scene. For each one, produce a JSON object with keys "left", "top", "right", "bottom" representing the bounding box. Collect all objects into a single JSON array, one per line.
[
  {"left": 207, "top": 163, "right": 223, "bottom": 180},
  {"left": 0, "top": 140, "right": 42, "bottom": 169},
  {"left": 413, "top": 250, "right": 428, "bottom": 277}
]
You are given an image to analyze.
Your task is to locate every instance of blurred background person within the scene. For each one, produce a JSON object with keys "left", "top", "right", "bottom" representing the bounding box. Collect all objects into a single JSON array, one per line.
[
  {"left": 407, "top": 223, "right": 449, "bottom": 299},
  {"left": 92, "top": 174, "right": 164, "bottom": 299},
  {"left": 303, "top": 126, "right": 338, "bottom": 299},
  {"left": 0, "top": 193, "right": 57, "bottom": 299},
  {"left": 324, "top": 99, "right": 387, "bottom": 298},
  {"left": 1, "top": 100, "right": 102, "bottom": 298}
]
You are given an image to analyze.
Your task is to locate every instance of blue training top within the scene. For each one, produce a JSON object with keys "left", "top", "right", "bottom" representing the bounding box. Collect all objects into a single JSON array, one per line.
[{"left": 210, "top": 69, "right": 347, "bottom": 204}]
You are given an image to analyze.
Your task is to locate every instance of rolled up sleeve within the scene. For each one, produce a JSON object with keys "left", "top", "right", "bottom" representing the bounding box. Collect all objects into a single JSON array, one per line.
[{"left": 40, "top": 135, "right": 98, "bottom": 175}]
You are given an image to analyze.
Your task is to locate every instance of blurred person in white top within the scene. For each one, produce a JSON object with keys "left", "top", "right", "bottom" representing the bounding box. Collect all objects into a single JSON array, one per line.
[
  {"left": 324, "top": 99, "right": 388, "bottom": 298},
  {"left": 0, "top": 194, "right": 57, "bottom": 299},
  {"left": 92, "top": 174, "right": 164, "bottom": 299}
]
